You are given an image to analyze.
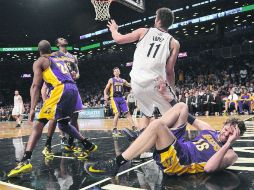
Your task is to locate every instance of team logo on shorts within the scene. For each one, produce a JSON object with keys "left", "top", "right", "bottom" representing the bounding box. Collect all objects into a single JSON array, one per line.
[
  {"left": 166, "top": 157, "right": 173, "bottom": 166},
  {"left": 44, "top": 108, "right": 51, "bottom": 114}
]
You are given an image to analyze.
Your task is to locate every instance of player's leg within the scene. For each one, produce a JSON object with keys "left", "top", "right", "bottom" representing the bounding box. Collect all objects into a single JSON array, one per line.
[
  {"left": 86, "top": 103, "right": 188, "bottom": 176},
  {"left": 111, "top": 98, "right": 121, "bottom": 135},
  {"left": 13, "top": 114, "right": 21, "bottom": 127},
  {"left": 57, "top": 119, "right": 97, "bottom": 158},
  {"left": 67, "top": 92, "right": 83, "bottom": 150},
  {"left": 121, "top": 98, "right": 137, "bottom": 130},
  {"left": 64, "top": 112, "right": 82, "bottom": 153},
  {"left": 43, "top": 120, "right": 57, "bottom": 156},
  {"left": 8, "top": 119, "right": 47, "bottom": 177},
  {"left": 123, "top": 102, "right": 188, "bottom": 159}
]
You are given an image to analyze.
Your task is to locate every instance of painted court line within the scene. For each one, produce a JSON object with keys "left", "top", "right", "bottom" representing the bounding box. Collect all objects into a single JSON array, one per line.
[
  {"left": 80, "top": 160, "right": 153, "bottom": 190},
  {"left": 237, "top": 139, "right": 254, "bottom": 142},
  {"left": 228, "top": 166, "right": 254, "bottom": 172},
  {"left": 51, "top": 136, "right": 122, "bottom": 149},
  {"left": 0, "top": 181, "right": 34, "bottom": 190},
  {"left": 102, "top": 184, "right": 145, "bottom": 190},
  {"left": 236, "top": 157, "right": 254, "bottom": 164},
  {"left": 53, "top": 155, "right": 76, "bottom": 159}
]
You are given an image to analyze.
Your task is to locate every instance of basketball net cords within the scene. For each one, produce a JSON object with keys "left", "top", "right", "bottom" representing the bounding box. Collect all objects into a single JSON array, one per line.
[{"left": 91, "top": 0, "right": 112, "bottom": 21}]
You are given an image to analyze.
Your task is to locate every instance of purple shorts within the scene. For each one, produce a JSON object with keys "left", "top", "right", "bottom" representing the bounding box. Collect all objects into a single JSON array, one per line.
[
  {"left": 111, "top": 97, "right": 129, "bottom": 114},
  {"left": 38, "top": 83, "right": 79, "bottom": 121},
  {"left": 74, "top": 92, "right": 83, "bottom": 113}
]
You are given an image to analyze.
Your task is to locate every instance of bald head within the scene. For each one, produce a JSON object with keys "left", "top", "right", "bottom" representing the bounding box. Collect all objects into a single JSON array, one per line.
[{"left": 38, "top": 40, "right": 51, "bottom": 55}]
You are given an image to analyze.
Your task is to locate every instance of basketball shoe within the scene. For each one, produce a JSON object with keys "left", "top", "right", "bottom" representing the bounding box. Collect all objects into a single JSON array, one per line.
[
  {"left": 42, "top": 146, "right": 54, "bottom": 157},
  {"left": 85, "top": 159, "right": 119, "bottom": 177},
  {"left": 75, "top": 143, "right": 98, "bottom": 159},
  {"left": 7, "top": 160, "right": 32, "bottom": 178},
  {"left": 112, "top": 128, "right": 123, "bottom": 137}
]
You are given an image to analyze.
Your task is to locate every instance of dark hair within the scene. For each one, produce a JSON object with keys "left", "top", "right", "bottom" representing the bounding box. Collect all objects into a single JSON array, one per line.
[
  {"left": 156, "top": 7, "right": 174, "bottom": 29},
  {"left": 38, "top": 40, "right": 51, "bottom": 54},
  {"left": 113, "top": 67, "right": 119, "bottom": 71},
  {"left": 55, "top": 38, "right": 61, "bottom": 46},
  {"left": 224, "top": 118, "right": 246, "bottom": 136}
]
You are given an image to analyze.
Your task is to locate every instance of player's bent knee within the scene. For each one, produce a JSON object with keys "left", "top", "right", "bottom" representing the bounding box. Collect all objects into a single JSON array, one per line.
[
  {"left": 177, "top": 102, "right": 188, "bottom": 111},
  {"left": 58, "top": 119, "right": 69, "bottom": 130},
  {"left": 148, "top": 119, "right": 165, "bottom": 132}
]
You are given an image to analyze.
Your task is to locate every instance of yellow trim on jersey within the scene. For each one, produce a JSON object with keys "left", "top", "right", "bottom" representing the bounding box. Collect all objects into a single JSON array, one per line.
[
  {"left": 42, "top": 66, "right": 62, "bottom": 87},
  {"left": 37, "top": 84, "right": 64, "bottom": 120},
  {"left": 160, "top": 144, "right": 206, "bottom": 175},
  {"left": 111, "top": 98, "right": 119, "bottom": 114},
  {"left": 110, "top": 83, "right": 114, "bottom": 97}
]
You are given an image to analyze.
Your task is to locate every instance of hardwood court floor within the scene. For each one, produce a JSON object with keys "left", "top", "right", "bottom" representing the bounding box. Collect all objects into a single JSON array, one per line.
[
  {"left": 0, "top": 115, "right": 252, "bottom": 139},
  {"left": 0, "top": 115, "right": 253, "bottom": 190}
]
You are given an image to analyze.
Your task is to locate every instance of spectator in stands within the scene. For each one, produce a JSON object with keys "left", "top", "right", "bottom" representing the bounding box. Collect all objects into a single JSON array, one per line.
[
  {"left": 180, "top": 92, "right": 192, "bottom": 111},
  {"left": 238, "top": 89, "right": 252, "bottom": 114},
  {"left": 224, "top": 89, "right": 238, "bottom": 115},
  {"left": 240, "top": 66, "right": 248, "bottom": 85},
  {"left": 210, "top": 91, "right": 223, "bottom": 116},
  {"left": 190, "top": 91, "right": 200, "bottom": 116},
  {"left": 203, "top": 89, "right": 213, "bottom": 116},
  {"left": 127, "top": 90, "right": 136, "bottom": 115},
  {"left": 0, "top": 107, "right": 7, "bottom": 121}
]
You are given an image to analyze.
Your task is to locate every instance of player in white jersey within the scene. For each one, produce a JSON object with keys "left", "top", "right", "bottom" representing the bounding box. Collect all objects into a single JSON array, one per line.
[
  {"left": 12, "top": 90, "right": 25, "bottom": 128},
  {"left": 107, "top": 8, "right": 180, "bottom": 130}
]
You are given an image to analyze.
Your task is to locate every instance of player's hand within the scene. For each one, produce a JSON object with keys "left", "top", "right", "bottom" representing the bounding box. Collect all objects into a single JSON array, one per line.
[
  {"left": 156, "top": 76, "right": 174, "bottom": 102},
  {"left": 107, "top": 19, "right": 118, "bottom": 32},
  {"left": 227, "top": 126, "right": 240, "bottom": 145},
  {"left": 104, "top": 95, "right": 109, "bottom": 103},
  {"left": 28, "top": 109, "right": 35, "bottom": 123},
  {"left": 71, "top": 71, "right": 77, "bottom": 80}
]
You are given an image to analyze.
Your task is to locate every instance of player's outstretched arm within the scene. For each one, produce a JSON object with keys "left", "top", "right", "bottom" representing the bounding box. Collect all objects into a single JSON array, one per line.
[
  {"left": 107, "top": 19, "right": 147, "bottom": 44},
  {"left": 204, "top": 127, "right": 240, "bottom": 173}
]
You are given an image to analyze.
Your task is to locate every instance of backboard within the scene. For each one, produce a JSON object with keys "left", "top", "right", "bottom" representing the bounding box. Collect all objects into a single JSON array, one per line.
[{"left": 115, "top": 0, "right": 145, "bottom": 13}]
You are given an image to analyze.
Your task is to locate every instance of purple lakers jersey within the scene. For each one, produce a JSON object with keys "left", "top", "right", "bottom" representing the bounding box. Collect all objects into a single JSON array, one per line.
[
  {"left": 241, "top": 94, "right": 250, "bottom": 100},
  {"left": 186, "top": 130, "right": 223, "bottom": 164},
  {"left": 42, "top": 55, "right": 74, "bottom": 88},
  {"left": 110, "top": 77, "right": 125, "bottom": 97},
  {"left": 53, "top": 51, "right": 78, "bottom": 73},
  {"left": 170, "top": 130, "right": 223, "bottom": 174},
  {"left": 155, "top": 127, "right": 225, "bottom": 176}
]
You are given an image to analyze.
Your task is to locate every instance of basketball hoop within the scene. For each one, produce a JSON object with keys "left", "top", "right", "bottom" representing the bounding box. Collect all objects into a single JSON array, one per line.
[{"left": 91, "top": 0, "right": 112, "bottom": 21}]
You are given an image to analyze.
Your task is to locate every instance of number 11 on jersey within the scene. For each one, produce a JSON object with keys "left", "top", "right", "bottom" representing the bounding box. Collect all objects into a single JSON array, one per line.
[{"left": 147, "top": 43, "right": 161, "bottom": 58}]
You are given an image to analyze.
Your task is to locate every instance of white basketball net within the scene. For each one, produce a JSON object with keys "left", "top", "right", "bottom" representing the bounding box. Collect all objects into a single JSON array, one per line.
[{"left": 91, "top": 0, "right": 112, "bottom": 21}]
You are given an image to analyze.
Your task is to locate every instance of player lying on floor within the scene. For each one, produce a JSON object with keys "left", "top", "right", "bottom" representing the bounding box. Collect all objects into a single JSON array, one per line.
[{"left": 85, "top": 79, "right": 246, "bottom": 176}]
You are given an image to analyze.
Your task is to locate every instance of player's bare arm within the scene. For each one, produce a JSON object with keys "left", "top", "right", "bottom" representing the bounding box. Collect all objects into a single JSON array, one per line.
[
  {"left": 72, "top": 57, "right": 80, "bottom": 80},
  {"left": 104, "top": 78, "right": 112, "bottom": 102},
  {"left": 29, "top": 57, "right": 47, "bottom": 121},
  {"left": 41, "top": 82, "right": 48, "bottom": 102},
  {"left": 74, "top": 57, "right": 80, "bottom": 79},
  {"left": 107, "top": 19, "right": 147, "bottom": 44},
  {"left": 123, "top": 79, "right": 131, "bottom": 88},
  {"left": 204, "top": 126, "right": 240, "bottom": 173},
  {"left": 166, "top": 38, "right": 180, "bottom": 87}
]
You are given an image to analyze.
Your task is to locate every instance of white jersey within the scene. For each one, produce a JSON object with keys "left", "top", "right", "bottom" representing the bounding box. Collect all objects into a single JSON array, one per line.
[
  {"left": 14, "top": 95, "right": 23, "bottom": 107},
  {"left": 130, "top": 27, "right": 172, "bottom": 86}
]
